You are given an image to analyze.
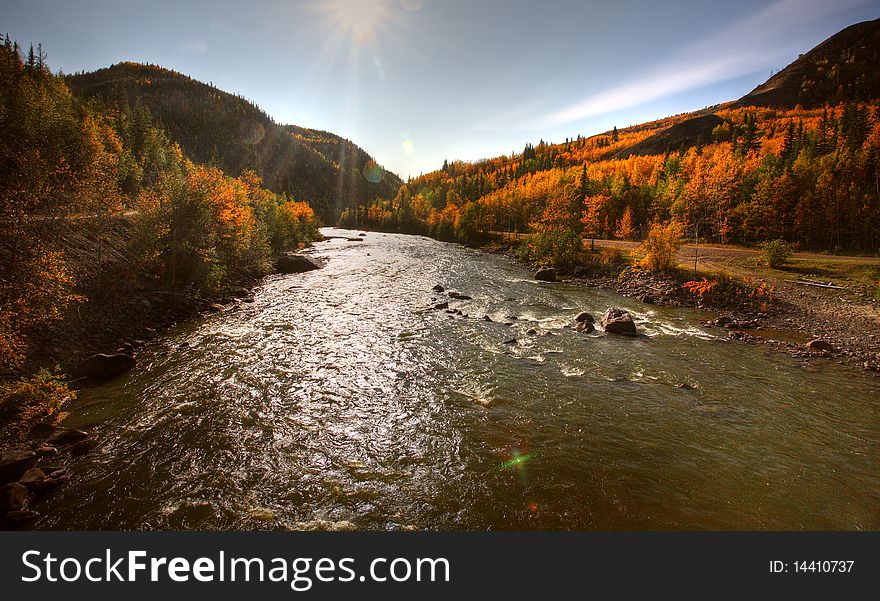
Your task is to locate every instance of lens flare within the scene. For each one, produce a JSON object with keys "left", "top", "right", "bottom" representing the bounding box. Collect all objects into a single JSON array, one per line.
[
  {"left": 329, "top": 0, "right": 388, "bottom": 43},
  {"left": 363, "top": 160, "right": 385, "bottom": 183}
]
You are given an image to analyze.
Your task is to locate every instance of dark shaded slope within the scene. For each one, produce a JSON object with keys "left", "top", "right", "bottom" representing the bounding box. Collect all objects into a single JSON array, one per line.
[
  {"left": 735, "top": 18, "right": 880, "bottom": 108},
  {"left": 67, "top": 63, "right": 401, "bottom": 220},
  {"left": 615, "top": 113, "right": 725, "bottom": 158}
]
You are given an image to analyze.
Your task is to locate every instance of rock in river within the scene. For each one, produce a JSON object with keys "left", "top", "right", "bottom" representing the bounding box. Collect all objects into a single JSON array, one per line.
[
  {"left": 807, "top": 339, "right": 834, "bottom": 352},
  {"left": 0, "top": 482, "right": 28, "bottom": 513},
  {"left": 0, "top": 451, "right": 37, "bottom": 484},
  {"left": 18, "top": 467, "right": 45, "bottom": 488},
  {"left": 47, "top": 427, "right": 91, "bottom": 446},
  {"left": 276, "top": 253, "right": 321, "bottom": 274},
  {"left": 73, "top": 353, "right": 136, "bottom": 380},
  {"left": 600, "top": 307, "right": 638, "bottom": 337},
  {"left": 535, "top": 267, "right": 557, "bottom": 282},
  {"left": 576, "top": 320, "right": 595, "bottom": 333},
  {"left": 574, "top": 311, "right": 595, "bottom": 324},
  {"left": 448, "top": 290, "right": 472, "bottom": 300}
]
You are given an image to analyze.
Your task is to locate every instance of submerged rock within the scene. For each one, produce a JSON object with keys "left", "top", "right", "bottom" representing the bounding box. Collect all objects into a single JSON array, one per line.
[
  {"left": 47, "top": 428, "right": 90, "bottom": 446},
  {"left": 70, "top": 439, "right": 100, "bottom": 456},
  {"left": 448, "top": 290, "right": 472, "bottom": 300},
  {"left": 0, "top": 452, "right": 37, "bottom": 484},
  {"left": 73, "top": 353, "right": 136, "bottom": 380},
  {"left": 433, "top": 301, "right": 449, "bottom": 310},
  {"left": 276, "top": 254, "right": 321, "bottom": 274},
  {"left": 576, "top": 320, "right": 595, "bottom": 333},
  {"left": 807, "top": 339, "right": 834, "bottom": 352},
  {"left": 600, "top": 307, "right": 638, "bottom": 337},
  {"left": 1, "top": 510, "right": 38, "bottom": 527},
  {"left": 0, "top": 482, "right": 28, "bottom": 513},
  {"left": 535, "top": 267, "right": 557, "bottom": 282},
  {"left": 574, "top": 311, "right": 595, "bottom": 324},
  {"left": 19, "top": 468, "right": 45, "bottom": 488}
]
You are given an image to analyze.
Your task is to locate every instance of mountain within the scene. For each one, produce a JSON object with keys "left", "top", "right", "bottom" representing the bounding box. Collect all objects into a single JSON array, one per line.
[
  {"left": 66, "top": 62, "right": 402, "bottom": 221},
  {"left": 617, "top": 18, "right": 880, "bottom": 159},
  {"left": 735, "top": 17, "right": 880, "bottom": 109},
  {"left": 351, "top": 19, "right": 880, "bottom": 252}
]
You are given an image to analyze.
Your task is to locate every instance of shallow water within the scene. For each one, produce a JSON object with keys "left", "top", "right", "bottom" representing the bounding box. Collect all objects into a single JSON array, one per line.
[{"left": 35, "top": 229, "right": 880, "bottom": 530}]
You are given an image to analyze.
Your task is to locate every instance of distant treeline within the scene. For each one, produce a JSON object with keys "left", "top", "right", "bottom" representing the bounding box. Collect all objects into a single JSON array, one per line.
[{"left": 346, "top": 103, "right": 880, "bottom": 259}]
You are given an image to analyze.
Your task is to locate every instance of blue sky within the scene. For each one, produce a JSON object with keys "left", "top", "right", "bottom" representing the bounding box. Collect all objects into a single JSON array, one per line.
[{"left": 3, "top": 0, "right": 878, "bottom": 178}]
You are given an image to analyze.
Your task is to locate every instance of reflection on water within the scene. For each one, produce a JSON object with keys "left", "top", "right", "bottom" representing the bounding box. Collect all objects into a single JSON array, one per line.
[{"left": 35, "top": 229, "right": 880, "bottom": 530}]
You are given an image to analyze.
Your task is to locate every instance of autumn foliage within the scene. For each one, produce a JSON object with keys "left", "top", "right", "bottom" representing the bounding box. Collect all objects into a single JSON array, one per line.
[
  {"left": 350, "top": 102, "right": 880, "bottom": 267},
  {"left": 0, "top": 39, "right": 318, "bottom": 419}
]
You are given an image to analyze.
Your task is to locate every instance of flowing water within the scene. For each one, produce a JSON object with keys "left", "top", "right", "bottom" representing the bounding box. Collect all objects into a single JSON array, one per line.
[{"left": 35, "top": 229, "right": 880, "bottom": 530}]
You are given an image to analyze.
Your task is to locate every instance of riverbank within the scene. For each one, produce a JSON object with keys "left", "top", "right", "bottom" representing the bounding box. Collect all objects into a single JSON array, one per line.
[
  {"left": 483, "top": 238, "right": 880, "bottom": 376},
  {"left": 1, "top": 217, "right": 322, "bottom": 454}
]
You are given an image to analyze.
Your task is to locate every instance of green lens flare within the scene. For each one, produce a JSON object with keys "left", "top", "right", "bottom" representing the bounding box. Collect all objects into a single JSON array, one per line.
[{"left": 500, "top": 451, "right": 534, "bottom": 471}]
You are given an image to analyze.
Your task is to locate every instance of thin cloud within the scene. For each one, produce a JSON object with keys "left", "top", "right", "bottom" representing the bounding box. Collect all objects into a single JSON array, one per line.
[{"left": 537, "top": 0, "right": 873, "bottom": 128}]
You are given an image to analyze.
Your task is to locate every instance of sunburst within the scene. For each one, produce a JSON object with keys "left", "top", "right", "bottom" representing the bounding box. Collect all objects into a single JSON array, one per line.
[{"left": 328, "top": 0, "right": 389, "bottom": 44}]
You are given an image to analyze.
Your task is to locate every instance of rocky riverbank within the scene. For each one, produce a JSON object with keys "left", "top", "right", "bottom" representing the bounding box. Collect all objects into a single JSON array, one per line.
[
  {"left": 483, "top": 240, "right": 880, "bottom": 377},
  {"left": 0, "top": 244, "right": 326, "bottom": 528}
]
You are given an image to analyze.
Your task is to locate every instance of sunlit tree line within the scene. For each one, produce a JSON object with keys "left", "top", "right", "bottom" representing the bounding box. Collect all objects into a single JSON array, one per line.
[{"left": 349, "top": 103, "right": 880, "bottom": 256}]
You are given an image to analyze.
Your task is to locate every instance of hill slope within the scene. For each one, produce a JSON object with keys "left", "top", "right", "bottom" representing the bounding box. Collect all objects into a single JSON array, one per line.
[
  {"left": 66, "top": 63, "right": 402, "bottom": 221},
  {"left": 735, "top": 17, "right": 880, "bottom": 108}
]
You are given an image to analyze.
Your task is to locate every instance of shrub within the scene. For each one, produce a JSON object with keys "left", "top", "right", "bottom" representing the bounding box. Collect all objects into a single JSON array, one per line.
[
  {"left": 600, "top": 246, "right": 630, "bottom": 267},
  {"left": 527, "top": 226, "right": 584, "bottom": 269},
  {"left": 0, "top": 369, "right": 74, "bottom": 421},
  {"left": 637, "top": 221, "right": 684, "bottom": 272},
  {"left": 760, "top": 239, "right": 794, "bottom": 268},
  {"left": 682, "top": 272, "right": 775, "bottom": 310}
]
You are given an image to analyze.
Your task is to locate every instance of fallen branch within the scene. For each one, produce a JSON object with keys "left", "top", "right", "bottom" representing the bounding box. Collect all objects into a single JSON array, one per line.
[{"left": 786, "top": 279, "right": 845, "bottom": 290}]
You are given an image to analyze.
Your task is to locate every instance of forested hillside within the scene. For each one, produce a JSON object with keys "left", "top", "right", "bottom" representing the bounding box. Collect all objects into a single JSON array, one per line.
[
  {"left": 1, "top": 39, "right": 319, "bottom": 420},
  {"left": 66, "top": 63, "right": 402, "bottom": 221},
  {"left": 348, "top": 19, "right": 880, "bottom": 260}
]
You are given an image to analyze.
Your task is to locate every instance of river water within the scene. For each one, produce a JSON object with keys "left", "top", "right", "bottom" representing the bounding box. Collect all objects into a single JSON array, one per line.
[{"left": 35, "top": 229, "right": 880, "bottom": 530}]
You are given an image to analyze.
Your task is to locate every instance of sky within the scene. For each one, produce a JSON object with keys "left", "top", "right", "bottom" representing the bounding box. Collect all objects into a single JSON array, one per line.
[{"left": 3, "top": 0, "right": 878, "bottom": 179}]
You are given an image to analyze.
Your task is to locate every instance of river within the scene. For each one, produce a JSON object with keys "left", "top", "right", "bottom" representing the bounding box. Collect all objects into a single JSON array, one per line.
[{"left": 34, "top": 229, "right": 880, "bottom": 530}]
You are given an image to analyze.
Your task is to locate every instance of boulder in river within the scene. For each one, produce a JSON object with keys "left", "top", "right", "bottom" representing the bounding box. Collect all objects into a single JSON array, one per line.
[
  {"left": 0, "top": 451, "right": 36, "bottom": 484},
  {"left": 448, "top": 290, "right": 472, "bottom": 300},
  {"left": 73, "top": 353, "right": 136, "bottom": 380},
  {"left": 600, "top": 307, "right": 638, "bottom": 337},
  {"left": 46, "top": 427, "right": 90, "bottom": 446},
  {"left": 18, "top": 467, "right": 45, "bottom": 488},
  {"left": 576, "top": 320, "right": 595, "bottom": 333},
  {"left": 276, "top": 253, "right": 321, "bottom": 274},
  {"left": 535, "top": 267, "right": 557, "bottom": 282},
  {"left": 433, "top": 301, "right": 449, "bottom": 310},
  {"left": 574, "top": 311, "right": 595, "bottom": 324},
  {"left": 807, "top": 339, "right": 834, "bottom": 352},
  {"left": 70, "top": 439, "right": 100, "bottom": 457},
  {"left": 0, "top": 482, "right": 28, "bottom": 513},
  {"left": 2, "top": 510, "right": 38, "bottom": 528},
  {"left": 432, "top": 284, "right": 445, "bottom": 293}
]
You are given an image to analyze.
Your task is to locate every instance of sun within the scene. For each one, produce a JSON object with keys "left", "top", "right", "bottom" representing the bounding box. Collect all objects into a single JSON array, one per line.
[{"left": 329, "top": 0, "right": 389, "bottom": 44}]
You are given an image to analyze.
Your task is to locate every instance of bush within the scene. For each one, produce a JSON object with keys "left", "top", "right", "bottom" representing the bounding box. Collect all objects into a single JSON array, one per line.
[
  {"left": 526, "top": 226, "right": 584, "bottom": 269},
  {"left": 682, "top": 272, "right": 775, "bottom": 310},
  {"left": 760, "top": 239, "right": 794, "bottom": 268},
  {"left": 637, "top": 221, "right": 684, "bottom": 272},
  {"left": 0, "top": 369, "right": 74, "bottom": 421},
  {"left": 600, "top": 247, "right": 630, "bottom": 267}
]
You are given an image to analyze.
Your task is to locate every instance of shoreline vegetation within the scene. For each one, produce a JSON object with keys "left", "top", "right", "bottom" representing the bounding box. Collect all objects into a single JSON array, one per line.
[{"left": 0, "top": 38, "right": 321, "bottom": 503}]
